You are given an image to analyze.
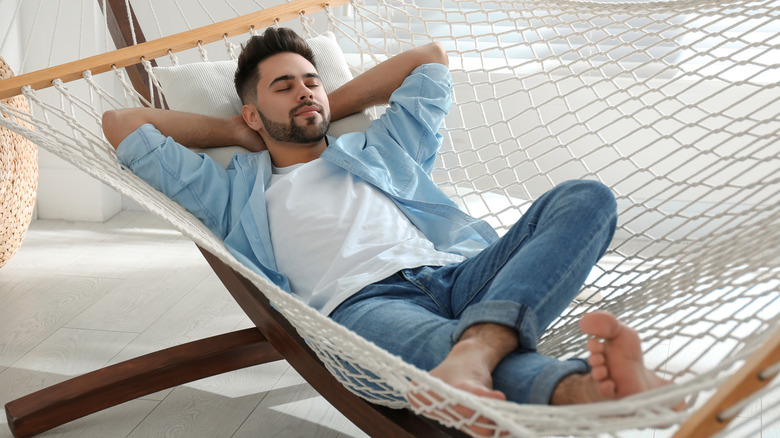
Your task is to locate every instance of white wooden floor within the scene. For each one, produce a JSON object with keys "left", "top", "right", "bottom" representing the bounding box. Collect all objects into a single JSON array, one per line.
[{"left": 0, "top": 211, "right": 368, "bottom": 438}]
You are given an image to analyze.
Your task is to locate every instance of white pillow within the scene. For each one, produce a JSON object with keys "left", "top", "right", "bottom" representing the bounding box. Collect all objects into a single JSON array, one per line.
[{"left": 153, "top": 32, "right": 373, "bottom": 167}]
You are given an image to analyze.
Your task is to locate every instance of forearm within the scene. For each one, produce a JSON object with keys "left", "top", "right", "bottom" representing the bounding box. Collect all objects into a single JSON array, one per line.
[
  {"left": 102, "top": 108, "right": 241, "bottom": 150},
  {"left": 329, "top": 42, "right": 448, "bottom": 121}
]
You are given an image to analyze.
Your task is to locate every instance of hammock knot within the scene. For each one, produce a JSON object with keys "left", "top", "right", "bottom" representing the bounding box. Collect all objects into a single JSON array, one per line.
[
  {"left": 196, "top": 41, "right": 209, "bottom": 61},
  {"left": 223, "top": 34, "right": 238, "bottom": 60},
  {"left": 167, "top": 49, "right": 179, "bottom": 66}
]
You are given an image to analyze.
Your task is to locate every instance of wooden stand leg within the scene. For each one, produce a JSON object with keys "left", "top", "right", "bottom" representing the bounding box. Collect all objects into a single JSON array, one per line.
[
  {"left": 199, "top": 248, "right": 467, "bottom": 438},
  {"left": 5, "top": 328, "right": 283, "bottom": 438}
]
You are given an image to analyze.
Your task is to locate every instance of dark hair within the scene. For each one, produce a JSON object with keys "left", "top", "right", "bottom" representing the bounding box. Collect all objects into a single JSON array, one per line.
[{"left": 234, "top": 27, "right": 317, "bottom": 105}]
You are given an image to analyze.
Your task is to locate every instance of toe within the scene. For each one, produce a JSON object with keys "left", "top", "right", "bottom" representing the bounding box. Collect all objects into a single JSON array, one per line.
[
  {"left": 591, "top": 365, "right": 609, "bottom": 381},
  {"left": 599, "top": 379, "right": 616, "bottom": 398},
  {"left": 588, "top": 354, "right": 605, "bottom": 367},
  {"left": 587, "top": 337, "right": 605, "bottom": 354},
  {"left": 580, "top": 311, "right": 621, "bottom": 339}
]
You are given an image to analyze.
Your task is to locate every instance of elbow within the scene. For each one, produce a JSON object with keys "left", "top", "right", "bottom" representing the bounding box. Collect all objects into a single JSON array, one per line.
[
  {"left": 102, "top": 110, "right": 123, "bottom": 150},
  {"left": 101, "top": 110, "right": 117, "bottom": 132},
  {"left": 427, "top": 41, "right": 448, "bottom": 68},
  {"left": 102, "top": 109, "right": 143, "bottom": 150}
]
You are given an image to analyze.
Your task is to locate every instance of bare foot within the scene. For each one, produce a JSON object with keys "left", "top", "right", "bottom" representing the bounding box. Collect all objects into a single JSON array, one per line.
[
  {"left": 407, "top": 324, "right": 516, "bottom": 437},
  {"left": 428, "top": 337, "right": 507, "bottom": 401},
  {"left": 567, "top": 311, "right": 675, "bottom": 404}
]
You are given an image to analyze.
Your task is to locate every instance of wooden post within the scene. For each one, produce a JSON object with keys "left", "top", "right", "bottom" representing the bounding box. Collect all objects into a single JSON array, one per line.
[{"left": 98, "top": 0, "right": 166, "bottom": 108}]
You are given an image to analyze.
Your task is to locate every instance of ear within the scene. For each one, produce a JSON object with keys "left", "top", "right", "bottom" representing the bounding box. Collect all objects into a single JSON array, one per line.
[{"left": 241, "top": 104, "right": 263, "bottom": 132}]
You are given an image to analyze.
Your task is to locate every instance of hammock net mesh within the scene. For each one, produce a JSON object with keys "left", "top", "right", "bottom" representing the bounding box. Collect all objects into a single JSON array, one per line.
[{"left": 1, "top": 0, "right": 779, "bottom": 436}]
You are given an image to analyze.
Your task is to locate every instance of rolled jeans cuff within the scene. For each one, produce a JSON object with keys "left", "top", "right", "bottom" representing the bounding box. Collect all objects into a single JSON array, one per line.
[
  {"left": 528, "top": 358, "right": 590, "bottom": 404},
  {"left": 451, "top": 301, "right": 539, "bottom": 352}
]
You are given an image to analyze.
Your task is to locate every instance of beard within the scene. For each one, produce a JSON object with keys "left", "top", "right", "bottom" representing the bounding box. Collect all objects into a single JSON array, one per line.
[{"left": 258, "top": 100, "right": 330, "bottom": 144}]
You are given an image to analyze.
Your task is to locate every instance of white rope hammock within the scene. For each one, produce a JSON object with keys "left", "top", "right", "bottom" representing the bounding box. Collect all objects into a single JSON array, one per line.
[{"left": 1, "top": 0, "right": 779, "bottom": 436}]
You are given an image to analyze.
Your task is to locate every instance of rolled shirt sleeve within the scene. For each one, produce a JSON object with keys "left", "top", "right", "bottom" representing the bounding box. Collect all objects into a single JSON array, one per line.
[{"left": 368, "top": 63, "right": 452, "bottom": 175}]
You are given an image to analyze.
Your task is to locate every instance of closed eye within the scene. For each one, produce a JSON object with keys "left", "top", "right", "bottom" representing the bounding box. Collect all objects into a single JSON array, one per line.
[{"left": 269, "top": 72, "right": 321, "bottom": 90}]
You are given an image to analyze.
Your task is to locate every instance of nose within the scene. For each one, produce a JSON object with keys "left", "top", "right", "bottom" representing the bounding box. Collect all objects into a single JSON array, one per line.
[{"left": 297, "top": 83, "right": 313, "bottom": 101}]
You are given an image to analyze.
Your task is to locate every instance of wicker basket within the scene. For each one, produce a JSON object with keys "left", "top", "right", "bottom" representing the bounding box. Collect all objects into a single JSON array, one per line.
[{"left": 1, "top": 56, "right": 38, "bottom": 268}]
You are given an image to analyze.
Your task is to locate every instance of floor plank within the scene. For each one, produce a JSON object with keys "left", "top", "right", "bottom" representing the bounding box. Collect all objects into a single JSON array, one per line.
[
  {"left": 0, "top": 328, "right": 137, "bottom": 408},
  {"left": 127, "top": 363, "right": 288, "bottom": 438},
  {"left": 0, "top": 275, "right": 120, "bottom": 370},
  {"left": 0, "top": 400, "right": 161, "bottom": 438},
  {"left": 232, "top": 367, "right": 349, "bottom": 438},
  {"left": 65, "top": 265, "right": 211, "bottom": 333}
]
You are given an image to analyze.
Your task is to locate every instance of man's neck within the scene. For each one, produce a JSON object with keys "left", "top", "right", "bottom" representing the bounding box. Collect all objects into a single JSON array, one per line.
[{"left": 266, "top": 138, "right": 328, "bottom": 167}]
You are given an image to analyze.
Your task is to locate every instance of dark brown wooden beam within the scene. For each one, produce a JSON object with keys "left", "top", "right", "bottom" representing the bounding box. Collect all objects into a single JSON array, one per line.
[
  {"left": 198, "top": 247, "right": 467, "bottom": 438},
  {"left": 98, "top": 0, "right": 166, "bottom": 107},
  {"left": 5, "top": 329, "right": 282, "bottom": 438}
]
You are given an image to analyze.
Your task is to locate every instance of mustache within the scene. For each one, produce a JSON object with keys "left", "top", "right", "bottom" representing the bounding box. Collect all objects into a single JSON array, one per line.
[{"left": 289, "top": 100, "right": 324, "bottom": 117}]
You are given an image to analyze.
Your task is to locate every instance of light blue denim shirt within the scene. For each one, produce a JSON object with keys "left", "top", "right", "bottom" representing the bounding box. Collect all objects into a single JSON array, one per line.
[{"left": 116, "top": 63, "right": 498, "bottom": 309}]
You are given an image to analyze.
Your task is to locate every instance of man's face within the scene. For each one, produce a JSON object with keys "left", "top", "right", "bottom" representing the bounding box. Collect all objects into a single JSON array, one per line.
[{"left": 252, "top": 52, "right": 330, "bottom": 144}]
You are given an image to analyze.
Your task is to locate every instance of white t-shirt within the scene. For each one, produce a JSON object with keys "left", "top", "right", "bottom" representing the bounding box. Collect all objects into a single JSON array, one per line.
[{"left": 265, "top": 158, "right": 465, "bottom": 315}]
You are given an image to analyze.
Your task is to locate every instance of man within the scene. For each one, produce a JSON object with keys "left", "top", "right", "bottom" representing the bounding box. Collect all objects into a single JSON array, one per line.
[{"left": 103, "top": 27, "right": 671, "bottom": 419}]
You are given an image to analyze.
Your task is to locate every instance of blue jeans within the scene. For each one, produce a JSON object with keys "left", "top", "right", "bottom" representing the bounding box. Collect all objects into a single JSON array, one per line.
[{"left": 330, "top": 180, "right": 618, "bottom": 404}]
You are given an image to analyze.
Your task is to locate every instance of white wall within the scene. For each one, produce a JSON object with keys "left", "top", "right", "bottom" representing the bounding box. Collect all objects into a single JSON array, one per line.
[
  {"left": 1, "top": 0, "right": 123, "bottom": 222},
  {"left": 0, "top": 0, "right": 33, "bottom": 219},
  {"left": 0, "top": 0, "right": 23, "bottom": 72}
]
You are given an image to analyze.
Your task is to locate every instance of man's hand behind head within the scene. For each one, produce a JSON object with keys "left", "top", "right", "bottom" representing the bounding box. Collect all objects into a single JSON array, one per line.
[{"left": 229, "top": 114, "right": 267, "bottom": 152}]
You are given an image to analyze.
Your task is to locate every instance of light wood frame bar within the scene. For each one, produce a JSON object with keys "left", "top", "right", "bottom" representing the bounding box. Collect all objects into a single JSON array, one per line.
[
  {"left": 675, "top": 327, "right": 780, "bottom": 437},
  {"left": 0, "top": 0, "right": 348, "bottom": 100}
]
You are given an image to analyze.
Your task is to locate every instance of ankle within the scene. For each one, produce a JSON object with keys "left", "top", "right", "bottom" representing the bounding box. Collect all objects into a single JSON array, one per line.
[
  {"left": 551, "top": 372, "right": 601, "bottom": 405},
  {"left": 456, "top": 323, "right": 519, "bottom": 370}
]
